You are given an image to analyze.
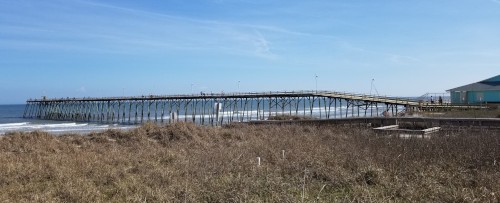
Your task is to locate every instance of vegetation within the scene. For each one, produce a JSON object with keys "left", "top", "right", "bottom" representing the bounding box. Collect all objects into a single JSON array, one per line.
[
  {"left": 422, "top": 105, "right": 500, "bottom": 118},
  {"left": 268, "top": 114, "right": 312, "bottom": 121},
  {"left": 0, "top": 122, "right": 498, "bottom": 202}
]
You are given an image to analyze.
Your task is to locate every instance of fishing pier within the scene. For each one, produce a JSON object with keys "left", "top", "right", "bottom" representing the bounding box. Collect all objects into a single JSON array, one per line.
[{"left": 22, "top": 90, "right": 477, "bottom": 125}]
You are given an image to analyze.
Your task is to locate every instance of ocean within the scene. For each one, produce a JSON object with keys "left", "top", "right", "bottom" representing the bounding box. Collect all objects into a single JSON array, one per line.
[
  {"left": 1, "top": 99, "right": 399, "bottom": 135},
  {"left": 0, "top": 104, "right": 136, "bottom": 135}
]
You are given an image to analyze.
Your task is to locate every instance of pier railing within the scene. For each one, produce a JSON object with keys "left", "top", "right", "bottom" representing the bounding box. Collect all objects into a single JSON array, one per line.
[{"left": 27, "top": 90, "right": 418, "bottom": 104}]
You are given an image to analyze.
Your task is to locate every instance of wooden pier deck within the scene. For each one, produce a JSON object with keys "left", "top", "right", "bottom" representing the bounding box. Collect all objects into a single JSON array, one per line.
[{"left": 314, "top": 91, "right": 419, "bottom": 106}]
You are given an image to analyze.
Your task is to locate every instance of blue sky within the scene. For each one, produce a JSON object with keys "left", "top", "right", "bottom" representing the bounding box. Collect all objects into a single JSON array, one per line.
[{"left": 1, "top": 0, "right": 499, "bottom": 104}]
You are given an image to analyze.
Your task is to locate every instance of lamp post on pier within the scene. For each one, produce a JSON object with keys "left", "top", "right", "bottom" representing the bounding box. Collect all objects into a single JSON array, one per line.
[
  {"left": 370, "top": 79, "right": 379, "bottom": 96},
  {"left": 315, "top": 74, "right": 318, "bottom": 93},
  {"left": 370, "top": 79, "right": 374, "bottom": 95}
]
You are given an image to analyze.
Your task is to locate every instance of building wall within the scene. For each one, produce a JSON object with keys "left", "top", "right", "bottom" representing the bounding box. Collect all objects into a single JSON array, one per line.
[
  {"left": 483, "top": 91, "right": 500, "bottom": 103},
  {"left": 451, "top": 91, "right": 463, "bottom": 104},
  {"left": 451, "top": 90, "right": 500, "bottom": 104}
]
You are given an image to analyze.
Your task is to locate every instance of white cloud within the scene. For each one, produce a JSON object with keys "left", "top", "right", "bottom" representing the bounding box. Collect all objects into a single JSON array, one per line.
[
  {"left": 388, "top": 54, "right": 420, "bottom": 65},
  {"left": 252, "top": 31, "right": 275, "bottom": 58},
  {"left": 1, "top": 0, "right": 301, "bottom": 58}
]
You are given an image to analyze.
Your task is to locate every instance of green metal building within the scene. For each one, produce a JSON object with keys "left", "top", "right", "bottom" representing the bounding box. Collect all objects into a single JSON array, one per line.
[{"left": 448, "top": 75, "right": 500, "bottom": 104}]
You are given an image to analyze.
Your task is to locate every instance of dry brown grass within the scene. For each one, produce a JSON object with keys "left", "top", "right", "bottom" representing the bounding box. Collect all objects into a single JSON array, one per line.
[
  {"left": 268, "top": 114, "right": 312, "bottom": 121},
  {"left": 0, "top": 122, "right": 499, "bottom": 202},
  {"left": 423, "top": 107, "right": 500, "bottom": 118}
]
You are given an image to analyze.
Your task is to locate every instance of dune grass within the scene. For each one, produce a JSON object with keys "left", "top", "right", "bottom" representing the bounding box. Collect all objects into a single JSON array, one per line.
[{"left": 0, "top": 122, "right": 498, "bottom": 202}]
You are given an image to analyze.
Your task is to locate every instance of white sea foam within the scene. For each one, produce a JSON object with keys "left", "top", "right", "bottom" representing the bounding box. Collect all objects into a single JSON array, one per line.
[
  {"left": 33, "top": 123, "right": 88, "bottom": 128},
  {"left": 0, "top": 122, "right": 29, "bottom": 127},
  {"left": 0, "top": 121, "right": 134, "bottom": 135}
]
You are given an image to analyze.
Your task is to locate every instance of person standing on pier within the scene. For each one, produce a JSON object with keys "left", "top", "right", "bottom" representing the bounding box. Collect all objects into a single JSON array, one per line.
[{"left": 382, "top": 109, "right": 390, "bottom": 117}]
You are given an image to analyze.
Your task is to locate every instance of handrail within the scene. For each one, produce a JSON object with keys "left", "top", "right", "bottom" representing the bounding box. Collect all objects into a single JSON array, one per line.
[{"left": 27, "top": 90, "right": 421, "bottom": 104}]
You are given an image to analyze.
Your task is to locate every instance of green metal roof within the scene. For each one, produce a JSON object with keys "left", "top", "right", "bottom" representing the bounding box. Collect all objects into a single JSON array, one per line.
[
  {"left": 481, "top": 75, "right": 500, "bottom": 85},
  {"left": 448, "top": 75, "right": 500, "bottom": 92}
]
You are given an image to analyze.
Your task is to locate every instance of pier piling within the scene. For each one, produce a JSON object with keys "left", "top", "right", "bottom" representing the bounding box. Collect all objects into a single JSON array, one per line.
[{"left": 23, "top": 90, "right": 484, "bottom": 125}]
